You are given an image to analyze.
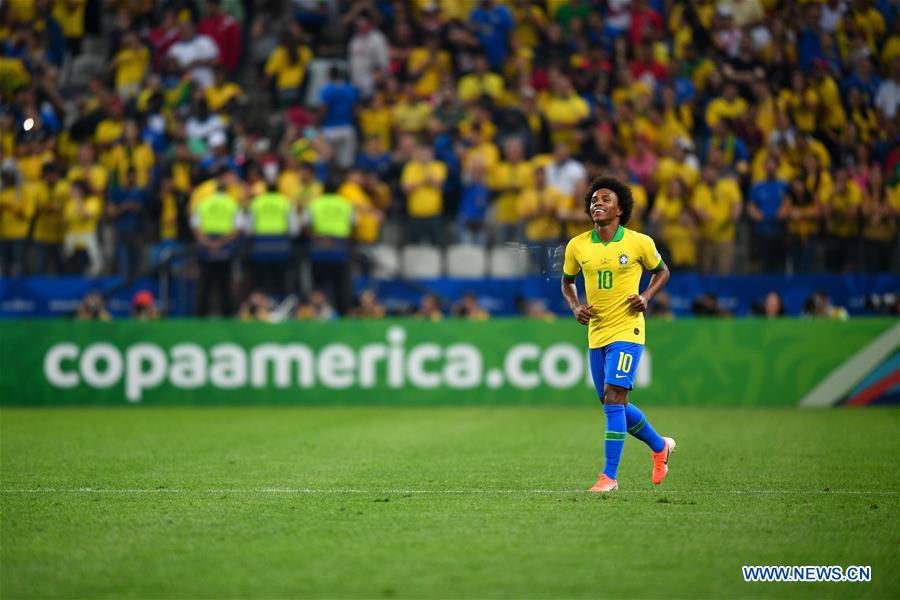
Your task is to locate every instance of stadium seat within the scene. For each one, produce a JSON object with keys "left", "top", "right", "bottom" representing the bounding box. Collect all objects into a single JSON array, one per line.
[
  {"left": 368, "top": 245, "right": 400, "bottom": 280},
  {"left": 489, "top": 246, "right": 529, "bottom": 278},
  {"left": 446, "top": 245, "right": 488, "bottom": 278},
  {"left": 401, "top": 245, "right": 443, "bottom": 279}
]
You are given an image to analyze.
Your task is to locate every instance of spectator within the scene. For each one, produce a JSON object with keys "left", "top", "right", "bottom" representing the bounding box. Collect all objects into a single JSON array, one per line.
[
  {"left": 542, "top": 74, "right": 589, "bottom": 151},
  {"left": 468, "top": 0, "right": 514, "bottom": 71},
  {"left": 780, "top": 177, "right": 822, "bottom": 274},
  {"left": 351, "top": 289, "right": 386, "bottom": 319},
  {"left": 705, "top": 82, "right": 748, "bottom": 128},
  {"left": 131, "top": 290, "right": 160, "bottom": 320},
  {"left": 861, "top": 165, "right": 899, "bottom": 272},
  {"left": 803, "top": 290, "right": 849, "bottom": 320},
  {"left": 453, "top": 292, "right": 490, "bottom": 320},
  {"left": 186, "top": 101, "right": 227, "bottom": 151},
  {"left": 167, "top": 20, "right": 220, "bottom": 90},
  {"left": 703, "top": 120, "right": 749, "bottom": 177},
  {"left": 416, "top": 293, "right": 444, "bottom": 321},
  {"left": 296, "top": 290, "right": 336, "bottom": 321},
  {"left": 457, "top": 52, "right": 505, "bottom": 103},
  {"left": 457, "top": 160, "right": 490, "bottom": 245},
  {"left": 110, "top": 30, "right": 149, "bottom": 99},
  {"left": 107, "top": 168, "right": 148, "bottom": 280},
  {"left": 874, "top": 56, "right": 900, "bottom": 120},
  {"left": 691, "top": 165, "right": 742, "bottom": 274},
  {"left": 625, "top": 135, "right": 657, "bottom": 191},
  {"left": 52, "top": 0, "right": 87, "bottom": 56},
  {"left": 518, "top": 167, "right": 564, "bottom": 273},
  {"left": 824, "top": 167, "right": 864, "bottom": 272},
  {"left": 348, "top": 15, "right": 390, "bottom": 99},
  {"left": 544, "top": 142, "right": 587, "bottom": 201},
  {"left": 318, "top": 66, "right": 360, "bottom": 169},
  {"left": 205, "top": 65, "right": 245, "bottom": 114},
  {"left": 401, "top": 143, "right": 448, "bottom": 245},
  {"left": 148, "top": 7, "right": 181, "bottom": 69},
  {"left": 0, "top": 161, "right": 34, "bottom": 277},
  {"left": 748, "top": 157, "right": 789, "bottom": 272},
  {"left": 62, "top": 180, "right": 103, "bottom": 276},
  {"left": 239, "top": 291, "right": 273, "bottom": 322},
  {"left": 197, "top": 0, "right": 242, "bottom": 73},
  {"left": 489, "top": 137, "right": 533, "bottom": 243},
  {"left": 31, "top": 162, "right": 67, "bottom": 274},
  {"left": 75, "top": 291, "right": 111, "bottom": 321},
  {"left": 754, "top": 291, "right": 787, "bottom": 318},
  {"left": 264, "top": 30, "right": 313, "bottom": 108},
  {"left": 110, "top": 120, "right": 155, "bottom": 189},
  {"left": 339, "top": 168, "right": 388, "bottom": 278},
  {"left": 843, "top": 56, "right": 881, "bottom": 102},
  {"left": 650, "top": 177, "right": 697, "bottom": 271}
]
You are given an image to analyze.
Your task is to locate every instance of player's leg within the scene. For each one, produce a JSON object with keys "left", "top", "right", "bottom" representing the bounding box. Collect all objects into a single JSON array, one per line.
[
  {"left": 625, "top": 403, "right": 666, "bottom": 452},
  {"left": 607, "top": 342, "right": 676, "bottom": 485},
  {"left": 588, "top": 347, "right": 621, "bottom": 492},
  {"left": 600, "top": 382, "right": 628, "bottom": 483}
]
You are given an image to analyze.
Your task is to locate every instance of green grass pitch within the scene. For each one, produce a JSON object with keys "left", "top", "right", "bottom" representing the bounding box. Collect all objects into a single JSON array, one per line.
[{"left": 1, "top": 406, "right": 898, "bottom": 599}]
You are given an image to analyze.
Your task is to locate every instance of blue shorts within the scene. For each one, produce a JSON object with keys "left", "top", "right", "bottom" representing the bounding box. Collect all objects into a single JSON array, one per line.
[{"left": 589, "top": 342, "right": 644, "bottom": 396}]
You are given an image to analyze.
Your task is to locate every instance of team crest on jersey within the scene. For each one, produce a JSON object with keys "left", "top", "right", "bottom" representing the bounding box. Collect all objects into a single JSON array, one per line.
[{"left": 618, "top": 253, "right": 629, "bottom": 265}]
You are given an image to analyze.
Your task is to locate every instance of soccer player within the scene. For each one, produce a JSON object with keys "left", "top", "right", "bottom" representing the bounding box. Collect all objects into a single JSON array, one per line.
[{"left": 561, "top": 176, "right": 676, "bottom": 493}]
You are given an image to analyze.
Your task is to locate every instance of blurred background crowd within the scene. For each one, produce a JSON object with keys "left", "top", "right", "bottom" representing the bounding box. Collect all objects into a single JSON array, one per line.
[{"left": 0, "top": 0, "right": 898, "bottom": 319}]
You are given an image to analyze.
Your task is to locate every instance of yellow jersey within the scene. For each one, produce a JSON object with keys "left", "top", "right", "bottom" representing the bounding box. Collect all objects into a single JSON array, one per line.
[
  {"left": 113, "top": 46, "right": 149, "bottom": 91},
  {"left": 338, "top": 181, "right": 380, "bottom": 243},
  {"left": 401, "top": 160, "right": 447, "bottom": 218},
  {"left": 32, "top": 180, "right": 69, "bottom": 244},
  {"left": 264, "top": 45, "right": 313, "bottom": 90},
  {"left": 563, "top": 226, "right": 664, "bottom": 349},
  {"left": 691, "top": 178, "right": 742, "bottom": 242},
  {"left": 0, "top": 186, "right": 35, "bottom": 240},
  {"left": 518, "top": 186, "right": 564, "bottom": 241},
  {"left": 64, "top": 195, "right": 102, "bottom": 237}
]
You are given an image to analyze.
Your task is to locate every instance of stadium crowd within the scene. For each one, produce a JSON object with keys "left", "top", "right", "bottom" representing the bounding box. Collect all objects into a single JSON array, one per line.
[{"left": 0, "top": 0, "right": 898, "bottom": 316}]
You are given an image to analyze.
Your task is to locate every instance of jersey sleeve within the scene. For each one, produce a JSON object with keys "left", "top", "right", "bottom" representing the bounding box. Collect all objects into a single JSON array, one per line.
[
  {"left": 638, "top": 234, "right": 664, "bottom": 272},
  {"left": 562, "top": 239, "right": 580, "bottom": 278}
]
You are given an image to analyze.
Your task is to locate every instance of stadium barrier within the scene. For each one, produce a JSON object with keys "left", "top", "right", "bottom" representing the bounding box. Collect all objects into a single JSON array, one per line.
[
  {"left": 1, "top": 319, "right": 896, "bottom": 407},
  {"left": 2, "top": 273, "right": 898, "bottom": 317}
]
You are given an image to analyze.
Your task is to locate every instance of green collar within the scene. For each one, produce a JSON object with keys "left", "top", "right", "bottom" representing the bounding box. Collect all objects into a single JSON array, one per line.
[{"left": 591, "top": 225, "right": 625, "bottom": 245}]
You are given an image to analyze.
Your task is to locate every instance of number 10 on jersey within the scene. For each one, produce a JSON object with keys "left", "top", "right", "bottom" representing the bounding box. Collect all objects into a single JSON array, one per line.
[{"left": 598, "top": 270, "right": 613, "bottom": 289}]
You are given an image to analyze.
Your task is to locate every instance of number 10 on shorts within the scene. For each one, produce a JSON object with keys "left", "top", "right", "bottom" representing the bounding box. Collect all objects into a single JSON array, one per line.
[{"left": 617, "top": 351, "right": 633, "bottom": 373}]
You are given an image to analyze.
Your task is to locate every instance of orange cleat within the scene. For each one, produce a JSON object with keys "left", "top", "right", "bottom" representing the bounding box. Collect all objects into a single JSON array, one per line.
[
  {"left": 651, "top": 437, "right": 676, "bottom": 485},
  {"left": 589, "top": 474, "right": 618, "bottom": 493}
]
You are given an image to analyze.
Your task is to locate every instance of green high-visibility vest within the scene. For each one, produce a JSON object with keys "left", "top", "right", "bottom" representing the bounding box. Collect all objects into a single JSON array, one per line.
[
  {"left": 250, "top": 192, "right": 291, "bottom": 235},
  {"left": 197, "top": 192, "right": 239, "bottom": 235},
  {"left": 308, "top": 194, "right": 353, "bottom": 238}
]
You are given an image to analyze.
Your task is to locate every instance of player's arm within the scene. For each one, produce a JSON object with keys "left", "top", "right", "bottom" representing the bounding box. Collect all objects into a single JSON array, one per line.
[
  {"left": 560, "top": 239, "right": 592, "bottom": 324},
  {"left": 628, "top": 261, "right": 669, "bottom": 312},
  {"left": 629, "top": 236, "right": 671, "bottom": 312},
  {"left": 561, "top": 274, "right": 592, "bottom": 325}
]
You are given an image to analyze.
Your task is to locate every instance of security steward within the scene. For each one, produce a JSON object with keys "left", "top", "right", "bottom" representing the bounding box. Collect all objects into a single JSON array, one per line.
[
  {"left": 246, "top": 178, "right": 297, "bottom": 298},
  {"left": 192, "top": 169, "right": 242, "bottom": 316},
  {"left": 305, "top": 178, "right": 355, "bottom": 314}
]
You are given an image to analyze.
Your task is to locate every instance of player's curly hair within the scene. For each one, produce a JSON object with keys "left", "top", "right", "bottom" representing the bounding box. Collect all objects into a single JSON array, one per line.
[{"left": 583, "top": 176, "right": 634, "bottom": 226}]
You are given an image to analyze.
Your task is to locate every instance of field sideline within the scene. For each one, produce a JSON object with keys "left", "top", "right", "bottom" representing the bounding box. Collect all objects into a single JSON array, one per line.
[{"left": 1, "top": 406, "right": 898, "bottom": 599}]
